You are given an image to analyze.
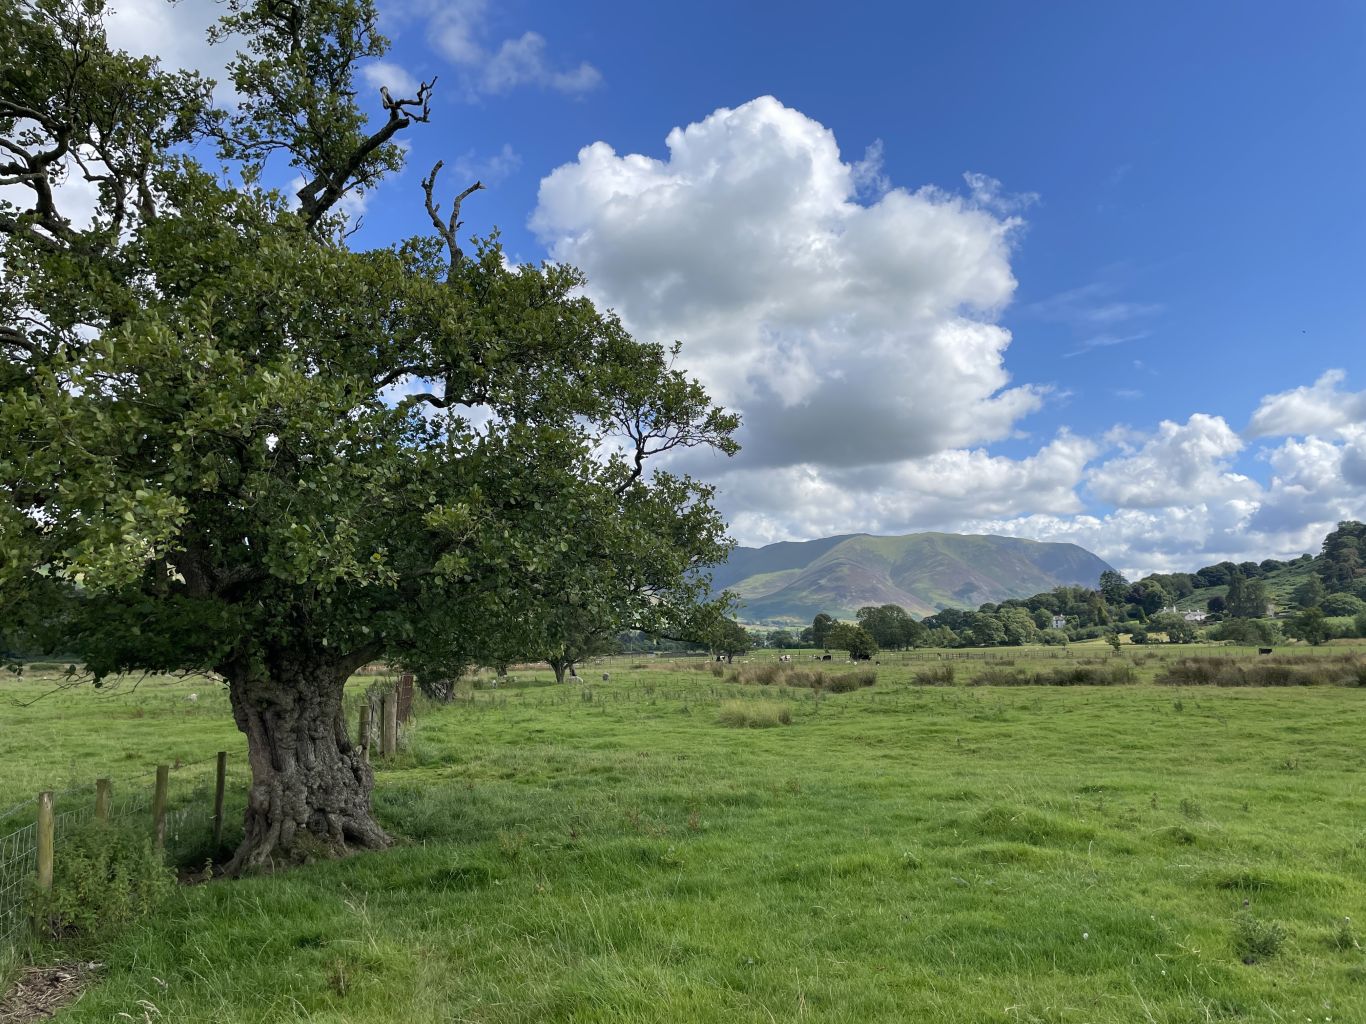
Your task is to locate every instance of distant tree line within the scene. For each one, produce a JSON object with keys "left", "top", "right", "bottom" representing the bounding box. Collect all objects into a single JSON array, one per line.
[
  {"left": 756, "top": 522, "right": 1366, "bottom": 651},
  {"left": 608, "top": 522, "right": 1366, "bottom": 658}
]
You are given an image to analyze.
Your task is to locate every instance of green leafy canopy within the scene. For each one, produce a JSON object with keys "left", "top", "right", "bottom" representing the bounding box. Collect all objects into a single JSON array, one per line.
[{"left": 0, "top": 0, "right": 739, "bottom": 682}]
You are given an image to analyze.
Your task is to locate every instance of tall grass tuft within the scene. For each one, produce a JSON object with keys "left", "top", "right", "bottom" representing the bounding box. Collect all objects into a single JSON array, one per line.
[
  {"left": 723, "top": 663, "right": 875, "bottom": 693},
  {"left": 1155, "top": 653, "right": 1366, "bottom": 687},
  {"left": 913, "top": 664, "right": 956, "bottom": 686},
  {"left": 1233, "top": 913, "right": 1286, "bottom": 962},
  {"left": 733, "top": 663, "right": 784, "bottom": 686},
  {"left": 821, "top": 670, "right": 877, "bottom": 693},
  {"left": 970, "top": 664, "right": 1136, "bottom": 686},
  {"left": 786, "top": 669, "right": 823, "bottom": 690},
  {"left": 716, "top": 701, "right": 791, "bottom": 728}
]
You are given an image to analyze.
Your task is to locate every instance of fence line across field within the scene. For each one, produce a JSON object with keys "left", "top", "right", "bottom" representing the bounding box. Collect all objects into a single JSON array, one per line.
[
  {"left": 1, "top": 676, "right": 418, "bottom": 970},
  {"left": 0, "top": 754, "right": 246, "bottom": 959}
]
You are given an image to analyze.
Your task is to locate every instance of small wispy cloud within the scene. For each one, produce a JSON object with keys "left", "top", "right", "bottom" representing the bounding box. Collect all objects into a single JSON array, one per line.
[
  {"left": 964, "top": 171, "right": 1039, "bottom": 215},
  {"left": 1027, "top": 282, "right": 1161, "bottom": 322},
  {"left": 427, "top": 0, "right": 602, "bottom": 100},
  {"left": 1064, "top": 330, "right": 1150, "bottom": 358},
  {"left": 360, "top": 61, "right": 420, "bottom": 99},
  {"left": 1027, "top": 280, "right": 1162, "bottom": 358},
  {"left": 451, "top": 143, "right": 522, "bottom": 185},
  {"left": 1074, "top": 301, "right": 1163, "bottom": 325}
]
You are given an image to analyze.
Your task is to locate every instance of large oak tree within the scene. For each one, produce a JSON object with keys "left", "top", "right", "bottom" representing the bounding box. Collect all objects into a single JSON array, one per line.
[{"left": 0, "top": 0, "right": 737, "bottom": 872}]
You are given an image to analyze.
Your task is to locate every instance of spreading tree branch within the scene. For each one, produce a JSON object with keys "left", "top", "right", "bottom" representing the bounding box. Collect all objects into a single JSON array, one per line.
[{"left": 295, "top": 77, "right": 436, "bottom": 229}]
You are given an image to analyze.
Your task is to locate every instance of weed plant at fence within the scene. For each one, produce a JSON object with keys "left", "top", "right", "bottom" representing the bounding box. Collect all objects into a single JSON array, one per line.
[{"left": 0, "top": 754, "right": 251, "bottom": 966}]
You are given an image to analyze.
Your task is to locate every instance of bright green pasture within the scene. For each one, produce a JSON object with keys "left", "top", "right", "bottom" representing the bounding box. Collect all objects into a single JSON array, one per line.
[
  {"left": 0, "top": 672, "right": 241, "bottom": 814},
  {"left": 0, "top": 670, "right": 390, "bottom": 815},
  {"left": 4, "top": 658, "right": 1366, "bottom": 1022}
]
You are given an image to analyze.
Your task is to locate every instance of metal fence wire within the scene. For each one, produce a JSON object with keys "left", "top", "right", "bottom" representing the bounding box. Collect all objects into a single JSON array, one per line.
[
  {"left": 0, "top": 755, "right": 251, "bottom": 965},
  {"left": 0, "top": 823, "right": 36, "bottom": 951}
]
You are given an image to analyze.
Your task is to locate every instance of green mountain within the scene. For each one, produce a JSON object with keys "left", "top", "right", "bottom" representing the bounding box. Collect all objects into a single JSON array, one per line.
[{"left": 712, "top": 532, "right": 1115, "bottom": 624}]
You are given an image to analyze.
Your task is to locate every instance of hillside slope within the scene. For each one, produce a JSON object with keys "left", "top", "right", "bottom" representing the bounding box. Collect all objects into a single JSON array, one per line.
[{"left": 716, "top": 532, "right": 1114, "bottom": 623}]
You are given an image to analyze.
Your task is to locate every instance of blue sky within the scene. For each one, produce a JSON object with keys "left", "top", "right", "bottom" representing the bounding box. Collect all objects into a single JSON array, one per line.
[{"left": 102, "top": 0, "right": 1366, "bottom": 576}]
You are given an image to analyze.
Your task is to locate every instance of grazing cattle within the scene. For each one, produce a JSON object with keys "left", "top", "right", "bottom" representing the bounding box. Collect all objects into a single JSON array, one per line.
[
  {"left": 1259, "top": 647, "right": 1273, "bottom": 655},
  {"left": 821, "top": 654, "right": 832, "bottom": 661},
  {"left": 601, "top": 672, "right": 610, "bottom": 682}
]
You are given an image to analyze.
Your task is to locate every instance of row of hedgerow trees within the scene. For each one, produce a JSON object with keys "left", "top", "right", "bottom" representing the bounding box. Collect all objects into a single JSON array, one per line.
[{"left": 1, "top": 1, "right": 738, "bottom": 872}]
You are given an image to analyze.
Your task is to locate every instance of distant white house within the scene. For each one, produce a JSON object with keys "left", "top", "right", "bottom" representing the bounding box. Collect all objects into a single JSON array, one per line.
[
  {"left": 1051, "top": 614, "right": 1067, "bottom": 630},
  {"left": 1163, "top": 605, "right": 1207, "bottom": 623}
]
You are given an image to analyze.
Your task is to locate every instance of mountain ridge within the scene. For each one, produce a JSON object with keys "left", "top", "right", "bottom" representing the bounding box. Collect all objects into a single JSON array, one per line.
[{"left": 712, "top": 532, "right": 1115, "bottom": 623}]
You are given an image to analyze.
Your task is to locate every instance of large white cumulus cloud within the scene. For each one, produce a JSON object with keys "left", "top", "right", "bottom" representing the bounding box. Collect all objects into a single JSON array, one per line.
[
  {"left": 531, "top": 99, "right": 1366, "bottom": 574},
  {"left": 531, "top": 96, "right": 1042, "bottom": 468},
  {"left": 723, "top": 431, "right": 1098, "bottom": 546},
  {"left": 1246, "top": 369, "right": 1366, "bottom": 439},
  {"left": 102, "top": 0, "right": 234, "bottom": 97},
  {"left": 972, "top": 402, "right": 1366, "bottom": 577},
  {"left": 1088, "top": 414, "right": 1257, "bottom": 509}
]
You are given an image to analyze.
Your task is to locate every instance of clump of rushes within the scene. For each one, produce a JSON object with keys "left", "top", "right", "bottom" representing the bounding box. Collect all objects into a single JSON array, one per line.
[
  {"left": 914, "top": 665, "right": 955, "bottom": 686},
  {"left": 822, "top": 670, "right": 876, "bottom": 693},
  {"left": 717, "top": 701, "right": 792, "bottom": 728}
]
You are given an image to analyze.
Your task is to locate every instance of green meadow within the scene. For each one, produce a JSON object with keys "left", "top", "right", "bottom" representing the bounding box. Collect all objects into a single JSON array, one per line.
[{"left": 4, "top": 645, "right": 1366, "bottom": 1022}]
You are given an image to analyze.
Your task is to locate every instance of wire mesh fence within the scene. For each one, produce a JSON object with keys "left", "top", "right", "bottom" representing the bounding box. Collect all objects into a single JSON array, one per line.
[
  {"left": 0, "top": 753, "right": 251, "bottom": 967},
  {"left": 0, "top": 824, "right": 36, "bottom": 953}
]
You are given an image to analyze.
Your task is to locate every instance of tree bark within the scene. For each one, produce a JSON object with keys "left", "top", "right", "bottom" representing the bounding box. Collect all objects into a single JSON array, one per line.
[
  {"left": 222, "top": 658, "right": 389, "bottom": 874},
  {"left": 550, "top": 657, "right": 580, "bottom": 684}
]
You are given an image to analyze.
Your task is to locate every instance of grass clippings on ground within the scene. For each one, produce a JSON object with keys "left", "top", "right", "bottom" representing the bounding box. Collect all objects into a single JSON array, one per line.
[{"left": 0, "top": 963, "right": 98, "bottom": 1023}]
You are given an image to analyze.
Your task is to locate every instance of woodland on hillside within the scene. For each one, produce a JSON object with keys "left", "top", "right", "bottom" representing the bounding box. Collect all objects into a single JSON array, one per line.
[{"left": 741, "top": 522, "right": 1366, "bottom": 657}]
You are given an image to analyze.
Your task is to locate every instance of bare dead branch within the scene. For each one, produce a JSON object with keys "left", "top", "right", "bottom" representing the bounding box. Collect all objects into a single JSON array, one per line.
[{"left": 421, "top": 159, "right": 484, "bottom": 274}]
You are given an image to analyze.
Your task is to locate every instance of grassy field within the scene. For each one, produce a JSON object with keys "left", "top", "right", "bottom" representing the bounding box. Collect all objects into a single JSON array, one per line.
[{"left": 4, "top": 645, "right": 1366, "bottom": 1022}]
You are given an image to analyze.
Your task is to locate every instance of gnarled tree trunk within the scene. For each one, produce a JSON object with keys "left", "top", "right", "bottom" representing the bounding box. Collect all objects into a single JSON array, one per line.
[{"left": 222, "top": 656, "right": 389, "bottom": 875}]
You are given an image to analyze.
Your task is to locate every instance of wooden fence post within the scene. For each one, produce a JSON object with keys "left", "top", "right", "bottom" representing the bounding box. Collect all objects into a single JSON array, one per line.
[
  {"left": 381, "top": 692, "right": 397, "bottom": 757},
  {"left": 212, "top": 752, "right": 227, "bottom": 849},
  {"left": 359, "top": 704, "right": 372, "bottom": 763},
  {"left": 152, "top": 764, "right": 169, "bottom": 850},
  {"left": 36, "top": 791, "right": 54, "bottom": 893},
  {"left": 95, "top": 778, "right": 112, "bottom": 822}
]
